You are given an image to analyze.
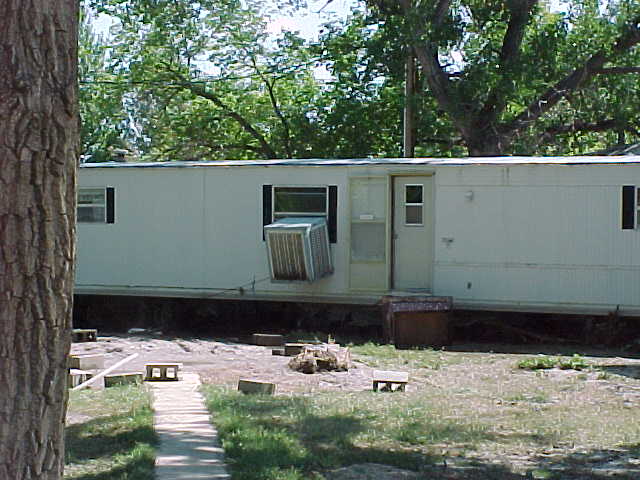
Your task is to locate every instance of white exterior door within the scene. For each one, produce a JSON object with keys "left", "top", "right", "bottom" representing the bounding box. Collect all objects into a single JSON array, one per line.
[{"left": 392, "top": 176, "right": 434, "bottom": 291}]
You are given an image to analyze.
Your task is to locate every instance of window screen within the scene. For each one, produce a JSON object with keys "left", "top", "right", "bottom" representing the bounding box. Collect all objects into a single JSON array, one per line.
[
  {"left": 78, "top": 188, "right": 106, "bottom": 223},
  {"left": 264, "top": 185, "right": 337, "bottom": 243},
  {"left": 273, "top": 187, "right": 327, "bottom": 219},
  {"left": 78, "top": 187, "right": 115, "bottom": 223}
]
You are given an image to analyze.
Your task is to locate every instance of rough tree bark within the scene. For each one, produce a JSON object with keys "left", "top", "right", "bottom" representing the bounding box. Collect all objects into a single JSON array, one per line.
[{"left": 0, "top": 1, "right": 78, "bottom": 479}]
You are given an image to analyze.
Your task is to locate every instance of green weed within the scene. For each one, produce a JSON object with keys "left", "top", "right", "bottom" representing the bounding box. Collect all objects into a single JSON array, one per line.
[{"left": 517, "top": 354, "right": 589, "bottom": 371}]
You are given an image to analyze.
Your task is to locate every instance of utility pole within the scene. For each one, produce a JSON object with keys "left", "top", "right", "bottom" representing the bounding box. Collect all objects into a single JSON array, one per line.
[{"left": 403, "top": 53, "right": 416, "bottom": 157}]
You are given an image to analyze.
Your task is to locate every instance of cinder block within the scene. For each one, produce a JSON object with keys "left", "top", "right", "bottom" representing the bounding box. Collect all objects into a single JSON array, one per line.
[
  {"left": 284, "top": 343, "right": 306, "bottom": 356},
  {"left": 144, "top": 363, "right": 182, "bottom": 381},
  {"left": 252, "top": 334, "right": 284, "bottom": 346},
  {"left": 68, "top": 354, "right": 105, "bottom": 370},
  {"left": 105, "top": 372, "right": 144, "bottom": 387},
  {"left": 68, "top": 369, "right": 93, "bottom": 388},
  {"left": 238, "top": 379, "right": 276, "bottom": 395},
  {"left": 72, "top": 329, "right": 97, "bottom": 342}
]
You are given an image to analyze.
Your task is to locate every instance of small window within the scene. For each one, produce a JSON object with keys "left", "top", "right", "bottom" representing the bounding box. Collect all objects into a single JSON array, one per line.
[
  {"left": 273, "top": 187, "right": 327, "bottom": 220},
  {"left": 78, "top": 187, "right": 115, "bottom": 223},
  {"left": 263, "top": 185, "right": 337, "bottom": 243},
  {"left": 78, "top": 188, "right": 106, "bottom": 222},
  {"left": 405, "top": 184, "right": 423, "bottom": 225}
]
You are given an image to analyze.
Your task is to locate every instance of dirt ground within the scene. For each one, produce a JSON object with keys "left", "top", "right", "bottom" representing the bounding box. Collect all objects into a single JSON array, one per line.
[
  {"left": 69, "top": 332, "right": 640, "bottom": 479},
  {"left": 69, "top": 332, "right": 375, "bottom": 393}
]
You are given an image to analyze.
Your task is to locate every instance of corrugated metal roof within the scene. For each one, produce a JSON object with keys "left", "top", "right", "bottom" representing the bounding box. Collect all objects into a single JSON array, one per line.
[{"left": 80, "top": 155, "right": 640, "bottom": 169}]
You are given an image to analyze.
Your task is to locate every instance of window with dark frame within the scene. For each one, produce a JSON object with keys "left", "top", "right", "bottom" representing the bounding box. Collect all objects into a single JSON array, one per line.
[
  {"left": 405, "top": 184, "right": 424, "bottom": 225},
  {"left": 273, "top": 186, "right": 327, "bottom": 220},
  {"left": 78, "top": 187, "right": 115, "bottom": 224},
  {"left": 263, "top": 185, "right": 337, "bottom": 243}
]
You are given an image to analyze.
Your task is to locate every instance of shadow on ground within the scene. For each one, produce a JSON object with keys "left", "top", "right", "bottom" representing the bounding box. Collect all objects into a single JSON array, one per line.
[
  {"left": 203, "top": 386, "right": 640, "bottom": 480},
  {"left": 65, "top": 412, "right": 156, "bottom": 480}
]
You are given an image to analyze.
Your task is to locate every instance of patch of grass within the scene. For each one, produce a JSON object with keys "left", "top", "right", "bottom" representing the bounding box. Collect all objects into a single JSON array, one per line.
[
  {"left": 504, "top": 392, "right": 550, "bottom": 404},
  {"left": 202, "top": 385, "right": 500, "bottom": 480},
  {"left": 202, "top": 344, "right": 640, "bottom": 479},
  {"left": 64, "top": 385, "right": 156, "bottom": 479},
  {"left": 517, "top": 354, "right": 589, "bottom": 371},
  {"left": 349, "top": 342, "right": 449, "bottom": 370}
]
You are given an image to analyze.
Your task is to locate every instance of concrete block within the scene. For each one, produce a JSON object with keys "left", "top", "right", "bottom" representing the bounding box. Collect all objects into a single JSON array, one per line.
[
  {"left": 72, "top": 329, "right": 97, "bottom": 342},
  {"left": 68, "top": 369, "right": 93, "bottom": 388},
  {"left": 105, "top": 372, "right": 144, "bottom": 387},
  {"left": 284, "top": 343, "right": 306, "bottom": 356},
  {"left": 68, "top": 354, "right": 105, "bottom": 370},
  {"left": 372, "top": 370, "right": 409, "bottom": 392},
  {"left": 145, "top": 363, "right": 182, "bottom": 381},
  {"left": 252, "top": 333, "right": 284, "bottom": 346},
  {"left": 238, "top": 379, "right": 276, "bottom": 395}
]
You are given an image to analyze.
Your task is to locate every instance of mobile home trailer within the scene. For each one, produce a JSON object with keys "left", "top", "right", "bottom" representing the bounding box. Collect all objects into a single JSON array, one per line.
[{"left": 76, "top": 157, "right": 640, "bottom": 321}]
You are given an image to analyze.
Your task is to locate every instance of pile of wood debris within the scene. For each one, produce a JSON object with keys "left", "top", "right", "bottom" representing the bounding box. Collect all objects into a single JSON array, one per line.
[{"left": 288, "top": 344, "right": 351, "bottom": 374}]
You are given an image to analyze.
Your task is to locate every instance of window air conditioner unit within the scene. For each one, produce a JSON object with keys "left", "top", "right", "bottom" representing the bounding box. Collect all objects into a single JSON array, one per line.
[{"left": 264, "top": 217, "right": 333, "bottom": 282}]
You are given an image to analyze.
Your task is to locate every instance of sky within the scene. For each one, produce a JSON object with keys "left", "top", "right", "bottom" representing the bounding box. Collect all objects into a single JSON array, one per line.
[
  {"left": 266, "top": 0, "right": 358, "bottom": 39},
  {"left": 94, "top": 0, "right": 359, "bottom": 40}
]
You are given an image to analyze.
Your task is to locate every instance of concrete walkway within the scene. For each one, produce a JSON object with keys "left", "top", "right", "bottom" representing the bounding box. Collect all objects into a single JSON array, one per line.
[{"left": 150, "top": 373, "right": 231, "bottom": 480}]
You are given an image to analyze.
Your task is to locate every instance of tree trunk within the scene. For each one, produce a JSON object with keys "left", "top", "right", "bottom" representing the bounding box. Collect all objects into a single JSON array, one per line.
[
  {"left": 0, "top": 2, "right": 78, "bottom": 479},
  {"left": 465, "top": 129, "right": 510, "bottom": 157}
]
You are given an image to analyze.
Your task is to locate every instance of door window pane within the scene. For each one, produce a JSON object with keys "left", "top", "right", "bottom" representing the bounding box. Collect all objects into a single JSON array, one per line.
[
  {"left": 405, "top": 184, "right": 423, "bottom": 225},
  {"left": 406, "top": 205, "right": 423, "bottom": 225},
  {"left": 405, "top": 185, "right": 423, "bottom": 204}
]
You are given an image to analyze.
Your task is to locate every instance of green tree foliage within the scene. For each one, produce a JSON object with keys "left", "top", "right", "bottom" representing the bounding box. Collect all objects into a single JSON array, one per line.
[
  {"left": 362, "top": 0, "right": 640, "bottom": 155},
  {"left": 89, "top": 0, "right": 328, "bottom": 160},
  {"left": 315, "top": 9, "right": 468, "bottom": 157},
  {"left": 79, "top": 7, "right": 130, "bottom": 162}
]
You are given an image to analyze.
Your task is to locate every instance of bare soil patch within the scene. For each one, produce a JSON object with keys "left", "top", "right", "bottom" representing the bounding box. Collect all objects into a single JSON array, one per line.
[{"left": 70, "top": 333, "right": 640, "bottom": 478}]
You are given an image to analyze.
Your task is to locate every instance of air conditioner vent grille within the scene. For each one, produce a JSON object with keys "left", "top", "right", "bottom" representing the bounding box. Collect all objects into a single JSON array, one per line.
[{"left": 264, "top": 217, "right": 333, "bottom": 283}]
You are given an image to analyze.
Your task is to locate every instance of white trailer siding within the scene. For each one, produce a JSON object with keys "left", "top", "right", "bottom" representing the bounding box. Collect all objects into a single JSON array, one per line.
[
  {"left": 76, "top": 158, "right": 640, "bottom": 314},
  {"left": 433, "top": 164, "right": 640, "bottom": 313},
  {"left": 77, "top": 164, "right": 390, "bottom": 303}
]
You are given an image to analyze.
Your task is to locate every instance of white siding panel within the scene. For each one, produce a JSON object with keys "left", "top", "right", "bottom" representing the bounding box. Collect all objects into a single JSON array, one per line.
[
  {"left": 434, "top": 165, "right": 640, "bottom": 312},
  {"left": 76, "top": 169, "right": 207, "bottom": 289}
]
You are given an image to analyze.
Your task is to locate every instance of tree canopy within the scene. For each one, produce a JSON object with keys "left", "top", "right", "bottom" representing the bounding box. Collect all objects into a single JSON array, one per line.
[
  {"left": 365, "top": 0, "right": 640, "bottom": 155},
  {"left": 81, "top": 0, "right": 640, "bottom": 159}
]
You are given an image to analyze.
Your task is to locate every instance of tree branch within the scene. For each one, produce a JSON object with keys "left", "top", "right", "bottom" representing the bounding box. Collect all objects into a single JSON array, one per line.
[
  {"left": 398, "top": 1, "right": 472, "bottom": 138},
  {"left": 432, "top": 0, "right": 450, "bottom": 28},
  {"left": 543, "top": 118, "right": 619, "bottom": 138},
  {"left": 250, "top": 56, "right": 294, "bottom": 158},
  {"left": 596, "top": 66, "right": 640, "bottom": 74},
  {"left": 506, "top": 16, "right": 640, "bottom": 133},
  {"left": 479, "top": 0, "right": 538, "bottom": 123},
  {"left": 183, "top": 81, "right": 278, "bottom": 159}
]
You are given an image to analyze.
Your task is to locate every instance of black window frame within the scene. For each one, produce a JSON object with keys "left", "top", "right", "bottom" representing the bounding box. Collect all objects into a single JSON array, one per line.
[
  {"left": 77, "top": 186, "right": 115, "bottom": 224},
  {"left": 263, "top": 184, "right": 337, "bottom": 243}
]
